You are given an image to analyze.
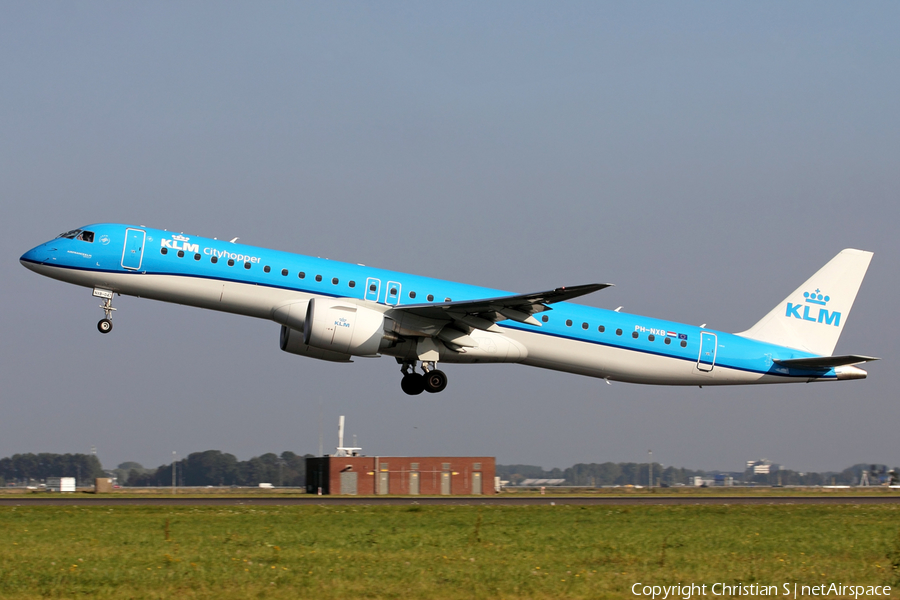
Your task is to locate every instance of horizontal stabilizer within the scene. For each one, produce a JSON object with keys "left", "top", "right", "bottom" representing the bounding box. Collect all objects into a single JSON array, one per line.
[{"left": 773, "top": 355, "right": 880, "bottom": 369}]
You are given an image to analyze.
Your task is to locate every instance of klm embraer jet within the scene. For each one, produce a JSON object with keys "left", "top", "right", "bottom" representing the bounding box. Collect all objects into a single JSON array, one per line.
[{"left": 20, "top": 224, "right": 877, "bottom": 395}]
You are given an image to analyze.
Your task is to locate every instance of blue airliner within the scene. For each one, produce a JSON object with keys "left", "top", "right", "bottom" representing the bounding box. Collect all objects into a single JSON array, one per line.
[{"left": 20, "top": 224, "right": 877, "bottom": 394}]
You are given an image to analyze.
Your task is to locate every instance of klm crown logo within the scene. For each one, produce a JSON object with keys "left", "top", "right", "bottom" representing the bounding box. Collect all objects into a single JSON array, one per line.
[
  {"left": 785, "top": 289, "right": 840, "bottom": 327},
  {"left": 803, "top": 290, "right": 829, "bottom": 305}
]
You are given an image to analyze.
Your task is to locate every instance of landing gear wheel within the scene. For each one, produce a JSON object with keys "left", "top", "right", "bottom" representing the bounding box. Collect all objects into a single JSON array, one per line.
[
  {"left": 97, "top": 318, "right": 113, "bottom": 334},
  {"left": 401, "top": 373, "right": 426, "bottom": 395},
  {"left": 423, "top": 369, "right": 448, "bottom": 393}
]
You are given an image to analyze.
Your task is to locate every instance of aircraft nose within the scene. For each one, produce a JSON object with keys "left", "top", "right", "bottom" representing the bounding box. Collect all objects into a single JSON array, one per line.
[
  {"left": 20, "top": 243, "right": 53, "bottom": 269},
  {"left": 20, "top": 247, "right": 38, "bottom": 264}
]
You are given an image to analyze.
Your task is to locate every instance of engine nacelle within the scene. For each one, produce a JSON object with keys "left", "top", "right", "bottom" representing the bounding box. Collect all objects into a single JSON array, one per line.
[
  {"left": 304, "top": 298, "right": 393, "bottom": 357},
  {"left": 272, "top": 300, "right": 309, "bottom": 331},
  {"left": 280, "top": 325, "right": 352, "bottom": 362}
]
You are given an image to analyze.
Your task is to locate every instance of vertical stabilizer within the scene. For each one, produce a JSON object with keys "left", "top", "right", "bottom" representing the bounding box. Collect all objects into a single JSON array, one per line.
[{"left": 736, "top": 249, "right": 873, "bottom": 356}]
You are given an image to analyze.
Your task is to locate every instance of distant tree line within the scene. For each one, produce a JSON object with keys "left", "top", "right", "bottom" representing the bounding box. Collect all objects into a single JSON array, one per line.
[
  {"left": 497, "top": 462, "right": 704, "bottom": 487},
  {"left": 3, "top": 453, "right": 895, "bottom": 488},
  {"left": 0, "top": 453, "right": 104, "bottom": 485},
  {"left": 746, "top": 464, "right": 899, "bottom": 487},
  {"left": 124, "top": 450, "right": 314, "bottom": 487},
  {"left": 497, "top": 462, "right": 900, "bottom": 487}
]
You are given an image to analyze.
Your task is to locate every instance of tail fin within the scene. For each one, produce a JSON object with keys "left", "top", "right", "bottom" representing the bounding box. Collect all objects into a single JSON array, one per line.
[{"left": 736, "top": 249, "right": 873, "bottom": 356}]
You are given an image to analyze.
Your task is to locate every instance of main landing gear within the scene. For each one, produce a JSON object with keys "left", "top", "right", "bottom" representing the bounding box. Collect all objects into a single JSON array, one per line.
[
  {"left": 94, "top": 289, "right": 116, "bottom": 334},
  {"left": 400, "top": 361, "right": 448, "bottom": 395}
]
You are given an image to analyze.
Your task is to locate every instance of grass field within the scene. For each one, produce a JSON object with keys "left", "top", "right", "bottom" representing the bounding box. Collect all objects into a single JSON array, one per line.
[{"left": 2, "top": 504, "right": 899, "bottom": 599}]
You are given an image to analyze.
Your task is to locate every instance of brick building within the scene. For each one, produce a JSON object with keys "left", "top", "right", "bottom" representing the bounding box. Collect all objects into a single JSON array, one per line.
[{"left": 306, "top": 456, "right": 495, "bottom": 496}]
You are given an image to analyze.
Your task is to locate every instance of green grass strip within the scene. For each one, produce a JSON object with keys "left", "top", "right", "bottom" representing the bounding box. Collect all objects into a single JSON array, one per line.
[{"left": 1, "top": 504, "right": 899, "bottom": 599}]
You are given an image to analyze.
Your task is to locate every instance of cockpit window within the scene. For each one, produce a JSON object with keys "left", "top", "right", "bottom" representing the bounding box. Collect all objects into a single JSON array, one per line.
[
  {"left": 77, "top": 231, "right": 94, "bottom": 243},
  {"left": 55, "top": 229, "right": 82, "bottom": 239}
]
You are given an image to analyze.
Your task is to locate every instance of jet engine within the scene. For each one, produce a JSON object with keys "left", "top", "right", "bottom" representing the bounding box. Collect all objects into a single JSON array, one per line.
[
  {"left": 303, "top": 298, "right": 396, "bottom": 357},
  {"left": 279, "top": 325, "right": 353, "bottom": 362}
]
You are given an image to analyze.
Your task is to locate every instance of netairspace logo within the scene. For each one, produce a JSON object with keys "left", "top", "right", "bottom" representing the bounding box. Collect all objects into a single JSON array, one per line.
[
  {"left": 785, "top": 289, "right": 841, "bottom": 327},
  {"left": 631, "top": 582, "right": 891, "bottom": 599}
]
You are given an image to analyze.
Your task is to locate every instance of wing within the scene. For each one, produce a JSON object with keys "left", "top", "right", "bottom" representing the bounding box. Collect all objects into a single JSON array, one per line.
[
  {"left": 384, "top": 283, "right": 612, "bottom": 350},
  {"left": 773, "top": 355, "right": 880, "bottom": 369},
  {"left": 396, "top": 283, "right": 610, "bottom": 326}
]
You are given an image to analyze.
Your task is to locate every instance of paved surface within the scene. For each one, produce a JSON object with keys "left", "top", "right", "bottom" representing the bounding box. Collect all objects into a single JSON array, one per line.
[{"left": 1, "top": 495, "right": 899, "bottom": 507}]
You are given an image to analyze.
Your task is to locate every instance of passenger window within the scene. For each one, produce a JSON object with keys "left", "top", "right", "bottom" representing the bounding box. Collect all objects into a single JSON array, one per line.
[
  {"left": 160, "top": 247, "right": 168, "bottom": 255},
  {"left": 664, "top": 337, "right": 671, "bottom": 345},
  {"left": 244, "top": 262, "right": 251, "bottom": 269},
  {"left": 598, "top": 325, "right": 605, "bottom": 332},
  {"left": 542, "top": 315, "right": 549, "bottom": 323},
  {"left": 332, "top": 277, "right": 339, "bottom": 285},
  {"left": 616, "top": 329, "right": 623, "bottom": 336},
  {"left": 281, "top": 269, "right": 288, "bottom": 276},
  {"left": 648, "top": 334, "right": 655, "bottom": 342},
  {"left": 177, "top": 250, "right": 184, "bottom": 258},
  {"left": 211, "top": 256, "right": 218, "bottom": 264},
  {"left": 78, "top": 231, "right": 94, "bottom": 243},
  {"left": 298, "top": 272, "right": 305, "bottom": 279},
  {"left": 632, "top": 331, "right": 638, "bottom": 339},
  {"left": 566, "top": 319, "right": 573, "bottom": 327},
  {"left": 409, "top": 291, "right": 416, "bottom": 299},
  {"left": 369, "top": 284, "right": 377, "bottom": 292},
  {"left": 227, "top": 259, "right": 235, "bottom": 267},
  {"left": 315, "top": 275, "right": 322, "bottom": 282},
  {"left": 264, "top": 265, "right": 271, "bottom": 273},
  {"left": 681, "top": 340, "right": 687, "bottom": 348},
  {"left": 390, "top": 288, "right": 397, "bottom": 295},
  {"left": 349, "top": 281, "right": 355, "bottom": 288},
  {"left": 582, "top": 322, "right": 588, "bottom": 330},
  {"left": 427, "top": 294, "right": 434, "bottom": 302},
  {"left": 194, "top": 253, "right": 201, "bottom": 261}
]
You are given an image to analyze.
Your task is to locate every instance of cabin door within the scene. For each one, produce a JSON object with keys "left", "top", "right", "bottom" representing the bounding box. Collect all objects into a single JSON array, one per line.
[
  {"left": 121, "top": 228, "right": 146, "bottom": 270},
  {"left": 697, "top": 332, "right": 717, "bottom": 372}
]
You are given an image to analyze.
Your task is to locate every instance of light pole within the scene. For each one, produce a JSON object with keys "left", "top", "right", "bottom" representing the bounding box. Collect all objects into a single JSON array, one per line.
[
  {"left": 172, "top": 451, "right": 177, "bottom": 495},
  {"left": 648, "top": 450, "right": 653, "bottom": 489}
]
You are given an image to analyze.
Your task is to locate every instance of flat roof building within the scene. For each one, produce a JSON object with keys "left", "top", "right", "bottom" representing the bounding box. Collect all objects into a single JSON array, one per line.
[{"left": 306, "top": 456, "right": 495, "bottom": 496}]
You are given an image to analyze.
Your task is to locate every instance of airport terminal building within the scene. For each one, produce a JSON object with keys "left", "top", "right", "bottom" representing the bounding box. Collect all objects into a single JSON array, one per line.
[{"left": 306, "top": 456, "right": 496, "bottom": 496}]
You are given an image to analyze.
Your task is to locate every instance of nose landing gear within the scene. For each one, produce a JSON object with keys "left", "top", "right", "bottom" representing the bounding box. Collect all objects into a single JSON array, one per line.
[
  {"left": 93, "top": 288, "right": 116, "bottom": 334},
  {"left": 400, "top": 361, "right": 448, "bottom": 395}
]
